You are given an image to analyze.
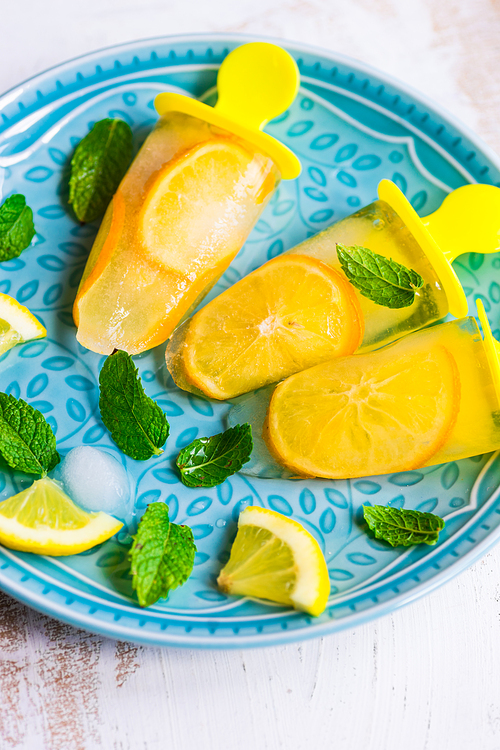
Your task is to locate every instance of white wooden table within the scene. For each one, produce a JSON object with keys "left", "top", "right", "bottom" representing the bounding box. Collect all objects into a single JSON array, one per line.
[{"left": 1, "top": 1, "right": 500, "bottom": 748}]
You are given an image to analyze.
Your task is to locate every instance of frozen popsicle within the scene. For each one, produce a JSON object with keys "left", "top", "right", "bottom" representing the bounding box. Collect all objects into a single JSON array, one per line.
[
  {"left": 293, "top": 180, "right": 500, "bottom": 350},
  {"left": 73, "top": 43, "right": 301, "bottom": 355},
  {"left": 166, "top": 180, "right": 500, "bottom": 399},
  {"left": 263, "top": 300, "right": 500, "bottom": 479}
]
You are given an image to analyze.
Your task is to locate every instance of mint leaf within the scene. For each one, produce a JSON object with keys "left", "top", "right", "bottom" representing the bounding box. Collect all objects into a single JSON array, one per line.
[
  {"left": 0, "top": 392, "right": 60, "bottom": 476},
  {"left": 99, "top": 350, "right": 169, "bottom": 460},
  {"left": 336, "top": 243, "right": 424, "bottom": 309},
  {"left": 363, "top": 505, "right": 444, "bottom": 547},
  {"left": 69, "top": 118, "right": 133, "bottom": 222},
  {"left": 0, "top": 195, "right": 36, "bottom": 261},
  {"left": 177, "top": 423, "right": 253, "bottom": 488},
  {"left": 129, "top": 503, "right": 196, "bottom": 608}
]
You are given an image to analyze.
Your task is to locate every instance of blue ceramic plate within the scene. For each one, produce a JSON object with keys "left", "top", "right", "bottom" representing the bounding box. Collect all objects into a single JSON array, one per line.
[{"left": 0, "top": 34, "right": 499, "bottom": 649}]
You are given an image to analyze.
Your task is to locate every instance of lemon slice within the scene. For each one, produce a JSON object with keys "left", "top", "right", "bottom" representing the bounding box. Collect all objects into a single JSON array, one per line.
[
  {"left": 0, "top": 293, "right": 46, "bottom": 355},
  {"left": 139, "top": 139, "right": 266, "bottom": 275},
  {"left": 171, "top": 253, "right": 363, "bottom": 400},
  {"left": 265, "top": 343, "right": 460, "bottom": 479},
  {"left": 217, "top": 506, "right": 329, "bottom": 616},
  {"left": 0, "top": 477, "right": 123, "bottom": 556}
]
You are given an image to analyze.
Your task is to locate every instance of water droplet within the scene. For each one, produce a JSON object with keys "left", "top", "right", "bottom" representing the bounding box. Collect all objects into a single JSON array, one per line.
[{"left": 187, "top": 497, "right": 212, "bottom": 516}]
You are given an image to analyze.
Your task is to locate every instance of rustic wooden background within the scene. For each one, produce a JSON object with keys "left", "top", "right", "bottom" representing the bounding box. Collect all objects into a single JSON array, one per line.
[{"left": 1, "top": 1, "right": 500, "bottom": 748}]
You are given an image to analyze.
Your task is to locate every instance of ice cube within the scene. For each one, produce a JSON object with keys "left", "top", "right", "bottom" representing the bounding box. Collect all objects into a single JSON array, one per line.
[{"left": 58, "top": 446, "right": 131, "bottom": 519}]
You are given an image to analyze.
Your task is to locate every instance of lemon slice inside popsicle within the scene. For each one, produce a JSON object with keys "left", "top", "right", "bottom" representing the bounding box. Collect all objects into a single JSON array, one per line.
[
  {"left": 265, "top": 344, "right": 460, "bottom": 479},
  {"left": 174, "top": 254, "right": 364, "bottom": 400}
]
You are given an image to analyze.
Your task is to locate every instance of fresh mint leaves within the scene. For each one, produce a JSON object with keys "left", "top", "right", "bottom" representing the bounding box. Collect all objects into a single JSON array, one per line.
[
  {"left": 336, "top": 243, "right": 424, "bottom": 309},
  {"left": 129, "top": 502, "right": 196, "bottom": 608},
  {"left": 363, "top": 505, "right": 444, "bottom": 547},
  {"left": 177, "top": 423, "right": 253, "bottom": 488},
  {"left": 0, "top": 195, "right": 36, "bottom": 262},
  {"left": 0, "top": 392, "right": 60, "bottom": 476},
  {"left": 69, "top": 118, "right": 133, "bottom": 223},
  {"left": 99, "top": 350, "right": 170, "bottom": 461}
]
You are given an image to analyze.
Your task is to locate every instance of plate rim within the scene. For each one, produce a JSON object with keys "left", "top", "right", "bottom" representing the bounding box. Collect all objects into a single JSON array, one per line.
[
  {"left": 2, "top": 31, "right": 499, "bottom": 177},
  {"left": 1, "top": 514, "right": 499, "bottom": 649},
  {"left": 0, "top": 32, "right": 499, "bottom": 648}
]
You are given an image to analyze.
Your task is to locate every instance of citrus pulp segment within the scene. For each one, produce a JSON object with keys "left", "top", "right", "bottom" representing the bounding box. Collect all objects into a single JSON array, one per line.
[
  {"left": 174, "top": 254, "right": 364, "bottom": 399},
  {"left": 265, "top": 344, "right": 460, "bottom": 479},
  {"left": 0, "top": 477, "right": 123, "bottom": 555},
  {"left": 217, "top": 506, "right": 330, "bottom": 616},
  {"left": 0, "top": 293, "right": 46, "bottom": 354}
]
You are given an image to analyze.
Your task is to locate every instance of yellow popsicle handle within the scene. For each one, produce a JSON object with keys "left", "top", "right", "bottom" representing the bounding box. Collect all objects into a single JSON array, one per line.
[
  {"left": 378, "top": 179, "right": 500, "bottom": 319},
  {"left": 422, "top": 184, "right": 500, "bottom": 263},
  {"left": 476, "top": 299, "right": 500, "bottom": 399},
  {"left": 155, "top": 43, "right": 301, "bottom": 179},
  {"left": 214, "top": 42, "right": 299, "bottom": 132},
  {"left": 378, "top": 179, "right": 469, "bottom": 318}
]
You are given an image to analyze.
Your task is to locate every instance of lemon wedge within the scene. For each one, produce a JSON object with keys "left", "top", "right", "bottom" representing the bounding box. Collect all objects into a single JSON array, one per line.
[
  {"left": 0, "top": 293, "right": 46, "bottom": 355},
  {"left": 265, "top": 343, "right": 460, "bottom": 479},
  {"left": 217, "top": 506, "right": 329, "bottom": 616},
  {"left": 0, "top": 477, "right": 123, "bottom": 556}
]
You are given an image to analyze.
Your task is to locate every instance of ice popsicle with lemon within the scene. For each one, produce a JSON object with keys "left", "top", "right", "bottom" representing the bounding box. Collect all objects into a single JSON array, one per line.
[
  {"left": 73, "top": 43, "right": 301, "bottom": 355},
  {"left": 263, "top": 301, "right": 500, "bottom": 479},
  {"left": 165, "top": 180, "right": 500, "bottom": 400},
  {"left": 289, "top": 180, "right": 500, "bottom": 350}
]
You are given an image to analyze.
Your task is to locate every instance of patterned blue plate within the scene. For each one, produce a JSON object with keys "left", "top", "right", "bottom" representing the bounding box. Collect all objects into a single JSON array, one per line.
[{"left": 0, "top": 34, "right": 499, "bottom": 649}]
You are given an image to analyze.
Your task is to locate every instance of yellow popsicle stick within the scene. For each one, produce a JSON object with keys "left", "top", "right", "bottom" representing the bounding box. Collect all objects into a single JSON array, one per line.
[
  {"left": 155, "top": 42, "right": 301, "bottom": 179},
  {"left": 476, "top": 298, "right": 500, "bottom": 402},
  {"left": 378, "top": 180, "right": 500, "bottom": 319}
]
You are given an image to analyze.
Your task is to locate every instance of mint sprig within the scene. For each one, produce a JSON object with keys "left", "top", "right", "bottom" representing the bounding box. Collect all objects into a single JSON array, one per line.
[
  {"left": 337, "top": 243, "right": 424, "bottom": 309},
  {"left": 176, "top": 423, "right": 253, "bottom": 488},
  {"left": 0, "top": 393, "right": 60, "bottom": 476},
  {"left": 363, "top": 505, "right": 444, "bottom": 547},
  {"left": 0, "top": 195, "right": 36, "bottom": 262},
  {"left": 129, "top": 502, "right": 196, "bottom": 608},
  {"left": 69, "top": 118, "right": 133, "bottom": 223},
  {"left": 99, "top": 350, "right": 170, "bottom": 461}
]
